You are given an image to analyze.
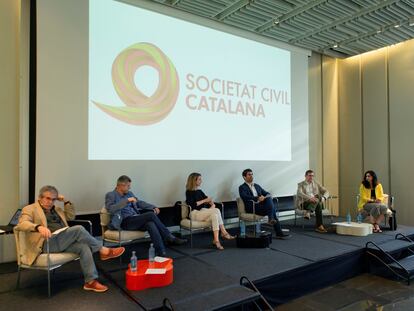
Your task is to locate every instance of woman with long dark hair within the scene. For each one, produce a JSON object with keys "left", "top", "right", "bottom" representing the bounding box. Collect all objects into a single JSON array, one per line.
[
  {"left": 357, "top": 170, "right": 388, "bottom": 232},
  {"left": 185, "top": 172, "right": 235, "bottom": 250}
]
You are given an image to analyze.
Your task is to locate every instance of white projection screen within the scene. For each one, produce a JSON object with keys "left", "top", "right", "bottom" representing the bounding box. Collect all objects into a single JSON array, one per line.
[{"left": 36, "top": 0, "right": 310, "bottom": 214}]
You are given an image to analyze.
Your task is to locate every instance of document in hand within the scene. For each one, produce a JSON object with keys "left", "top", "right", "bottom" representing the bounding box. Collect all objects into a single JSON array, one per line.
[{"left": 52, "top": 226, "right": 69, "bottom": 235}]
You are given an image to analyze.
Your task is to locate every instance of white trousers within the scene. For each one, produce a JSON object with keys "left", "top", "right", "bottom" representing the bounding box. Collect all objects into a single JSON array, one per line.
[{"left": 190, "top": 207, "right": 224, "bottom": 231}]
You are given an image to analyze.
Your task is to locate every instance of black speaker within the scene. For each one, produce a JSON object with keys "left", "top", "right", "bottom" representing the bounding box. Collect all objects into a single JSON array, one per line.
[{"left": 236, "top": 231, "right": 272, "bottom": 248}]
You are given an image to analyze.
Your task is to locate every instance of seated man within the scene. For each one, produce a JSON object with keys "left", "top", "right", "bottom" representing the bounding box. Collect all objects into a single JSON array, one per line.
[
  {"left": 297, "top": 170, "right": 330, "bottom": 233},
  {"left": 239, "top": 169, "right": 290, "bottom": 239},
  {"left": 17, "top": 185, "right": 124, "bottom": 293},
  {"left": 105, "top": 175, "right": 187, "bottom": 256}
]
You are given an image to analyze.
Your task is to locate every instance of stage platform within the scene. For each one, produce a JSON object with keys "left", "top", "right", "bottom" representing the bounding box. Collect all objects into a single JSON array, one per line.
[{"left": 2, "top": 218, "right": 414, "bottom": 311}]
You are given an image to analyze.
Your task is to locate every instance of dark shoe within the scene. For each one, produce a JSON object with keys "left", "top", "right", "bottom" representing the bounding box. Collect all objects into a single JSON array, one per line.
[
  {"left": 275, "top": 233, "right": 291, "bottom": 240},
  {"left": 100, "top": 247, "right": 125, "bottom": 261},
  {"left": 83, "top": 280, "right": 108, "bottom": 293},
  {"left": 268, "top": 219, "right": 277, "bottom": 225},
  {"left": 167, "top": 237, "right": 187, "bottom": 245}
]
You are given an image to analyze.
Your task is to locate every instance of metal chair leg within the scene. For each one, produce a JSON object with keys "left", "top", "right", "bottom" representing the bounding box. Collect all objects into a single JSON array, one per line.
[
  {"left": 16, "top": 266, "right": 21, "bottom": 290},
  {"left": 47, "top": 269, "right": 51, "bottom": 297}
]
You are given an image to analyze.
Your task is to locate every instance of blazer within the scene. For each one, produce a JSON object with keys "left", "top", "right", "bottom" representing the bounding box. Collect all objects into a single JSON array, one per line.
[
  {"left": 16, "top": 201, "right": 75, "bottom": 265},
  {"left": 239, "top": 182, "right": 270, "bottom": 204},
  {"left": 296, "top": 180, "right": 329, "bottom": 207},
  {"left": 358, "top": 183, "right": 385, "bottom": 211},
  {"left": 105, "top": 190, "right": 155, "bottom": 230}
]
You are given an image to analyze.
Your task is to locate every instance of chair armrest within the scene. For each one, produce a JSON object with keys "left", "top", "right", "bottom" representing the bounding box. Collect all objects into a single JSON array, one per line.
[
  {"left": 215, "top": 202, "right": 224, "bottom": 216},
  {"left": 68, "top": 220, "right": 93, "bottom": 235}
]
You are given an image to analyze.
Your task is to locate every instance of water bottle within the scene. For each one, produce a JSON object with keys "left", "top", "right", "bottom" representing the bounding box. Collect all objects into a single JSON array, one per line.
[
  {"left": 240, "top": 220, "right": 246, "bottom": 237},
  {"left": 255, "top": 222, "right": 261, "bottom": 234},
  {"left": 148, "top": 243, "right": 155, "bottom": 263},
  {"left": 346, "top": 210, "right": 351, "bottom": 224},
  {"left": 130, "top": 251, "right": 137, "bottom": 272},
  {"left": 357, "top": 212, "right": 362, "bottom": 224}
]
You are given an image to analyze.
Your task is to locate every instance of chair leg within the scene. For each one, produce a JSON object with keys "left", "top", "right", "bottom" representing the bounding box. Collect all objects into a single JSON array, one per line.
[
  {"left": 190, "top": 230, "right": 193, "bottom": 248},
  {"left": 16, "top": 265, "right": 21, "bottom": 290},
  {"left": 47, "top": 269, "right": 51, "bottom": 297}
]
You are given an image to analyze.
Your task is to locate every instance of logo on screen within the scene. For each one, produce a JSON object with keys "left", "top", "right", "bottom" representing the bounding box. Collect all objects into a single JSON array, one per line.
[{"left": 92, "top": 43, "right": 179, "bottom": 125}]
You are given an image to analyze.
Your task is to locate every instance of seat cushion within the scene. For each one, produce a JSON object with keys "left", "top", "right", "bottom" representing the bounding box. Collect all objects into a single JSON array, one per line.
[
  {"left": 104, "top": 230, "right": 146, "bottom": 242},
  {"left": 180, "top": 218, "right": 211, "bottom": 229},
  {"left": 239, "top": 213, "right": 267, "bottom": 222},
  {"left": 32, "top": 252, "right": 79, "bottom": 267}
]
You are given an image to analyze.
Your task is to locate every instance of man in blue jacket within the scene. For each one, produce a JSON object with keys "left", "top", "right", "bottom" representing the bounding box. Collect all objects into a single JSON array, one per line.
[
  {"left": 239, "top": 169, "right": 290, "bottom": 239},
  {"left": 105, "top": 175, "right": 187, "bottom": 256}
]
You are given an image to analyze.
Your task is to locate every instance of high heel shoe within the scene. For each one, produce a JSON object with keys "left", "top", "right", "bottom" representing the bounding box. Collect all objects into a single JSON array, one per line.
[
  {"left": 221, "top": 233, "right": 236, "bottom": 240},
  {"left": 212, "top": 240, "right": 224, "bottom": 250}
]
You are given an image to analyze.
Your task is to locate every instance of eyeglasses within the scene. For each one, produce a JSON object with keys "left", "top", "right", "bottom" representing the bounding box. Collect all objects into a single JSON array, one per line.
[{"left": 43, "top": 196, "right": 57, "bottom": 202}]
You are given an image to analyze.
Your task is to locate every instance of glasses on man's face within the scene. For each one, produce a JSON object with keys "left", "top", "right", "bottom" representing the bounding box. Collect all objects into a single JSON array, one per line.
[
  {"left": 246, "top": 173, "right": 253, "bottom": 176},
  {"left": 308, "top": 174, "right": 315, "bottom": 177},
  {"left": 120, "top": 183, "right": 131, "bottom": 188},
  {"left": 43, "top": 196, "right": 57, "bottom": 202}
]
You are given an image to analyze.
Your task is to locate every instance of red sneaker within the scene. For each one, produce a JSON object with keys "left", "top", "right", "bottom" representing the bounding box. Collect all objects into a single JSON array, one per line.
[
  {"left": 83, "top": 280, "right": 108, "bottom": 293},
  {"left": 100, "top": 247, "right": 125, "bottom": 261}
]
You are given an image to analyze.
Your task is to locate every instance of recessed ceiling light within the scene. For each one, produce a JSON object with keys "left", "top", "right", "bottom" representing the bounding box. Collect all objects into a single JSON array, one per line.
[
  {"left": 377, "top": 30, "right": 382, "bottom": 33},
  {"left": 274, "top": 20, "right": 279, "bottom": 25},
  {"left": 333, "top": 44, "right": 338, "bottom": 48},
  {"left": 409, "top": 16, "right": 414, "bottom": 26},
  {"left": 394, "top": 24, "right": 400, "bottom": 28}
]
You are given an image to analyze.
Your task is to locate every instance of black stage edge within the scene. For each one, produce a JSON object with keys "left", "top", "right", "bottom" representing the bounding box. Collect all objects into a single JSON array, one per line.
[{"left": 3, "top": 220, "right": 414, "bottom": 311}]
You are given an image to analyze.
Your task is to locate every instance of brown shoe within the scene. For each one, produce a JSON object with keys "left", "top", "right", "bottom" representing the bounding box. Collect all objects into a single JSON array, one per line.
[
  {"left": 100, "top": 247, "right": 125, "bottom": 261},
  {"left": 315, "top": 225, "right": 328, "bottom": 233},
  {"left": 83, "top": 280, "right": 108, "bottom": 293}
]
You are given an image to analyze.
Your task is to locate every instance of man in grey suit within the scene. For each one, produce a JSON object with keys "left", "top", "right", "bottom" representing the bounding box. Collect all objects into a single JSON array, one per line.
[{"left": 297, "top": 170, "right": 330, "bottom": 233}]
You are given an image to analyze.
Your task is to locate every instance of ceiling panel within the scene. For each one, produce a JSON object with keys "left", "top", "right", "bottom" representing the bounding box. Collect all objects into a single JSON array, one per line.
[{"left": 146, "top": 0, "right": 414, "bottom": 57}]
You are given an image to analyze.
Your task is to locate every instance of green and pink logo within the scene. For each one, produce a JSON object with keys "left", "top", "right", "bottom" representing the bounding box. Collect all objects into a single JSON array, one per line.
[{"left": 92, "top": 43, "right": 179, "bottom": 125}]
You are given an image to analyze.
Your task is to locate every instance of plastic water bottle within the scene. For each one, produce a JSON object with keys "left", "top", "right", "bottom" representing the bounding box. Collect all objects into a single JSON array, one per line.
[
  {"left": 240, "top": 220, "right": 246, "bottom": 237},
  {"left": 357, "top": 213, "right": 362, "bottom": 224},
  {"left": 130, "top": 251, "right": 137, "bottom": 272},
  {"left": 346, "top": 210, "right": 351, "bottom": 224},
  {"left": 255, "top": 222, "right": 261, "bottom": 234},
  {"left": 148, "top": 243, "right": 155, "bottom": 263}
]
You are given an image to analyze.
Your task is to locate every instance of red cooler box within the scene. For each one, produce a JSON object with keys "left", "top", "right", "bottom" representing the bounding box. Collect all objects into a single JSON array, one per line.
[{"left": 126, "top": 258, "right": 173, "bottom": 291}]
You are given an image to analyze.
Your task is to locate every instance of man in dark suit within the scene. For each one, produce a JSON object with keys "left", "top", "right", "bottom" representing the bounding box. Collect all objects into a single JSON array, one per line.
[{"left": 239, "top": 169, "right": 290, "bottom": 239}]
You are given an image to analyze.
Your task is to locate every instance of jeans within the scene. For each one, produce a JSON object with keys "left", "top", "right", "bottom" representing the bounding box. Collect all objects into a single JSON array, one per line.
[
  {"left": 303, "top": 201, "right": 323, "bottom": 227},
  {"left": 121, "top": 212, "right": 173, "bottom": 255},
  {"left": 244, "top": 197, "right": 283, "bottom": 236},
  {"left": 45, "top": 225, "right": 102, "bottom": 283}
]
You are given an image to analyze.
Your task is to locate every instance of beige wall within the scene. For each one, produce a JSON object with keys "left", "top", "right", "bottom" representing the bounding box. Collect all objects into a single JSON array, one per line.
[
  {"left": 337, "top": 39, "right": 414, "bottom": 224},
  {"left": 308, "top": 53, "right": 339, "bottom": 215},
  {"left": 0, "top": 0, "right": 23, "bottom": 262}
]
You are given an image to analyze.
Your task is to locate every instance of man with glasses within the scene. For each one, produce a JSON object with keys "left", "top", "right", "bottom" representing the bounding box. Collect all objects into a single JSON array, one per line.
[
  {"left": 17, "top": 185, "right": 125, "bottom": 292},
  {"left": 239, "top": 169, "right": 290, "bottom": 239},
  {"left": 105, "top": 175, "right": 187, "bottom": 257},
  {"left": 297, "top": 170, "right": 330, "bottom": 233}
]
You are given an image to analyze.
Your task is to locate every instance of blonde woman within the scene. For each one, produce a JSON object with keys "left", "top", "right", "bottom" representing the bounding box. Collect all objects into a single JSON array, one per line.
[{"left": 185, "top": 173, "right": 235, "bottom": 250}]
